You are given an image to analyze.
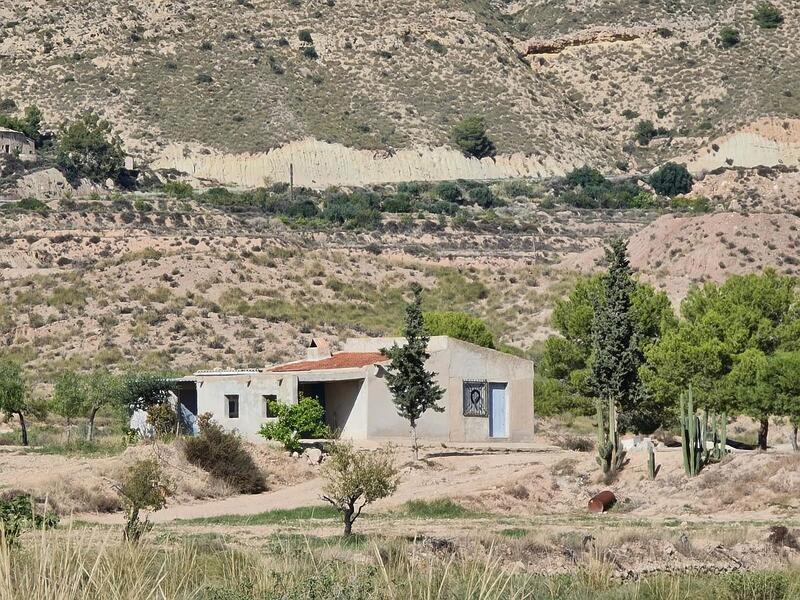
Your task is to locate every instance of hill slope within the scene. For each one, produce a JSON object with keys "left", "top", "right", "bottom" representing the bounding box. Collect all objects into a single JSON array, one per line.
[{"left": 1, "top": 0, "right": 798, "bottom": 183}]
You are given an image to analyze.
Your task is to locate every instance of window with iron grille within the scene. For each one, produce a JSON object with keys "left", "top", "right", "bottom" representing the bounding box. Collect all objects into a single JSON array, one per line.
[{"left": 463, "top": 380, "right": 488, "bottom": 417}]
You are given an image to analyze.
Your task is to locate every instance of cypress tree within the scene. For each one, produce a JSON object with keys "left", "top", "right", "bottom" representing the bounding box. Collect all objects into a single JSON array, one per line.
[
  {"left": 382, "top": 284, "right": 445, "bottom": 459},
  {"left": 590, "top": 238, "right": 645, "bottom": 432}
]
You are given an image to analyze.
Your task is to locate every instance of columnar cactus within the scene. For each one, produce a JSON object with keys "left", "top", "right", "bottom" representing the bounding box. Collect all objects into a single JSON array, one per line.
[
  {"left": 596, "top": 397, "right": 626, "bottom": 479},
  {"left": 647, "top": 443, "right": 657, "bottom": 480},
  {"left": 680, "top": 386, "right": 728, "bottom": 477}
]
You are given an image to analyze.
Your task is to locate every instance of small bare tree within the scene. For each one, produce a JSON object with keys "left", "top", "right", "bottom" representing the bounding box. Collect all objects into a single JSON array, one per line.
[{"left": 321, "top": 443, "right": 399, "bottom": 536}]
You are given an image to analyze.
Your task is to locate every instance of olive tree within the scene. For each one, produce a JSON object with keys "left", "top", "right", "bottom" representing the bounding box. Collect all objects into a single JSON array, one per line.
[
  {"left": 321, "top": 443, "right": 398, "bottom": 536},
  {"left": 115, "top": 459, "right": 171, "bottom": 543},
  {"left": 0, "top": 360, "right": 32, "bottom": 446}
]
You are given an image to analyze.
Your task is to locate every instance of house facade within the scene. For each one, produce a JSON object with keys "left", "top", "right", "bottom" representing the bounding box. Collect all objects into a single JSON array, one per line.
[
  {"left": 174, "top": 336, "right": 535, "bottom": 443},
  {"left": 0, "top": 128, "right": 36, "bottom": 161}
]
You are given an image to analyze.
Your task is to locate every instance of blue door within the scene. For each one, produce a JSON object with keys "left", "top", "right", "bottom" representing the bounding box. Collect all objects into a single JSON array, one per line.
[{"left": 489, "top": 383, "right": 508, "bottom": 438}]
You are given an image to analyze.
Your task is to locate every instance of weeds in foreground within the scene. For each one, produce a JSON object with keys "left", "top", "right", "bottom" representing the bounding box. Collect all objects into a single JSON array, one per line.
[{"left": 0, "top": 529, "right": 798, "bottom": 599}]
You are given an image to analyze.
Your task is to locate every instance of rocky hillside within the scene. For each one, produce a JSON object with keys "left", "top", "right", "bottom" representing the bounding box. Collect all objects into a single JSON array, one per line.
[{"left": 0, "top": 0, "right": 798, "bottom": 184}]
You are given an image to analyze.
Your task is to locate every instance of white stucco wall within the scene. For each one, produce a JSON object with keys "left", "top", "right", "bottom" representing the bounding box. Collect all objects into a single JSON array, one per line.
[
  {"left": 195, "top": 372, "right": 282, "bottom": 440},
  {"left": 187, "top": 336, "right": 534, "bottom": 443}
]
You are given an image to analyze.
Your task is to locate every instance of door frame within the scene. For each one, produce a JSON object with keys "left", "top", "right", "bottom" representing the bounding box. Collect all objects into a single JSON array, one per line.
[{"left": 488, "top": 382, "right": 509, "bottom": 439}]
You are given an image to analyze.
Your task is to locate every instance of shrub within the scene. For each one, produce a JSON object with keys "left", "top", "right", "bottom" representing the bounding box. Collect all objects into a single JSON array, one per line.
[
  {"left": 164, "top": 180, "right": 194, "bottom": 199},
  {"left": 671, "top": 195, "right": 710, "bottom": 213},
  {"left": 321, "top": 442, "right": 398, "bottom": 535},
  {"left": 565, "top": 166, "right": 607, "bottom": 189},
  {"left": 298, "top": 30, "right": 313, "bottom": 43},
  {"left": 0, "top": 494, "right": 58, "bottom": 545},
  {"left": 146, "top": 402, "right": 178, "bottom": 437},
  {"left": 115, "top": 459, "right": 171, "bottom": 543},
  {"left": 634, "top": 120, "right": 670, "bottom": 146},
  {"left": 650, "top": 162, "right": 693, "bottom": 196},
  {"left": 468, "top": 185, "right": 501, "bottom": 208},
  {"left": 753, "top": 3, "right": 783, "bottom": 29},
  {"left": 56, "top": 113, "right": 125, "bottom": 184},
  {"left": 435, "top": 181, "right": 463, "bottom": 204},
  {"left": 184, "top": 419, "right": 266, "bottom": 493},
  {"left": 424, "top": 311, "right": 495, "bottom": 348},
  {"left": 259, "top": 395, "right": 329, "bottom": 453},
  {"left": 301, "top": 46, "right": 319, "bottom": 59},
  {"left": 451, "top": 116, "right": 496, "bottom": 159},
  {"left": 720, "top": 26, "right": 741, "bottom": 48}
]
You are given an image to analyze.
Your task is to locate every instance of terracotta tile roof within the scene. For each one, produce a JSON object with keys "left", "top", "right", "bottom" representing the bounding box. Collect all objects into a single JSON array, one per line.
[{"left": 269, "top": 352, "right": 388, "bottom": 372}]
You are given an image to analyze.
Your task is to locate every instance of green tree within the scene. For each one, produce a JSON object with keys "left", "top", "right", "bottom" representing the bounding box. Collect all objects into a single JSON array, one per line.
[
  {"left": 424, "top": 311, "right": 495, "bottom": 348},
  {"left": 0, "top": 360, "right": 31, "bottom": 446},
  {"left": 643, "top": 270, "right": 798, "bottom": 449},
  {"left": 120, "top": 372, "right": 176, "bottom": 414},
  {"left": 57, "top": 113, "right": 125, "bottom": 183},
  {"left": 773, "top": 352, "right": 800, "bottom": 451},
  {"left": 52, "top": 370, "right": 88, "bottom": 440},
  {"left": 382, "top": 285, "right": 445, "bottom": 459},
  {"left": 539, "top": 264, "right": 675, "bottom": 424},
  {"left": 0, "top": 105, "right": 43, "bottom": 143},
  {"left": 451, "top": 116, "right": 496, "bottom": 159},
  {"left": 115, "top": 459, "right": 171, "bottom": 543},
  {"left": 591, "top": 239, "right": 655, "bottom": 432},
  {"left": 85, "top": 369, "right": 124, "bottom": 442},
  {"left": 649, "top": 162, "right": 693, "bottom": 197},
  {"left": 321, "top": 442, "right": 399, "bottom": 536}
]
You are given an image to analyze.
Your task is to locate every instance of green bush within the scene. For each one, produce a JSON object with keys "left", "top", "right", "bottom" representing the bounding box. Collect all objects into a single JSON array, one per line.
[
  {"left": 164, "top": 181, "right": 194, "bottom": 199},
  {"left": 146, "top": 402, "right": 178, "bottom": 437},
  {"left": 451, "top": 116, "right": 496, "bottom": 159},
  {"left": 298, "top": 30, "right": 313, "bottom": 43},
  {"left": 468, "top": 185, "right": 501, "bottom": 208},
  {"left": 424, "top": 311, "right": 495, "bottom": 348},
  {"left": 671, "top": 195, "right": 710, "bottom": 213},
  {"left": 435, "top": 181, "right": 463, "bottom": 204},
  {"left": 259, "top": 395, "right": 329, "bottom": 453},
  {"left": 301, "top": 46, "right": 319, "bottom": 59},
  {"left": 0, "top": 494, "right": 58, "bottom": 545},
  {"left": 184, "top": 419, "right": 266, "bottom": 493},
  {"left": 649, "top": 162, "right": 693, "bottom": 197},
  {"left": 634, "top": 120, "right": 670, "bottom": 146},
  {"left": 753, "top": 3, "right": 783, "bottom": 29},
  {"left": 565, "top": 166, "right": 606, "bottom": 189},
  {"left": 720, "top": 26, "right": 741, "bottom": 48}
]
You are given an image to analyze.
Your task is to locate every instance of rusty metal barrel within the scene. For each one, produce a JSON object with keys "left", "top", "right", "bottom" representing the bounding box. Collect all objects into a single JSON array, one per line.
[{"left": 588, "top": 490, "right": 616, "bottom": 513}]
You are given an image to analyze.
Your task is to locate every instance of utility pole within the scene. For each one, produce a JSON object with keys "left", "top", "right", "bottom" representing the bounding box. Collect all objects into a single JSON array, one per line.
[{"left": 289, "top": 162, "right": 294, "bottom": 203}]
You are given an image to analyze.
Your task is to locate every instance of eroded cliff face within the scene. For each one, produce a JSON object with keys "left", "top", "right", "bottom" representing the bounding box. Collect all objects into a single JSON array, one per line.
[
  {"left": 152, "top": 139, "right": 575, "bottom": 188},
  {"left": 683, "top": 118, "right": 800, "bottom": 172}
]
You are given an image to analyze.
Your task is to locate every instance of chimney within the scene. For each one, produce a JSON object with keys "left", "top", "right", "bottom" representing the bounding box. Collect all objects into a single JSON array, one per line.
[{"left": 306, "top": 338, "right": 332, "bottom": 361}]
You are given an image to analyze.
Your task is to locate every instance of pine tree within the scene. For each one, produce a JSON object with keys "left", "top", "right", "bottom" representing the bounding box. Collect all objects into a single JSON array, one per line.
[
  {"left": 382, "top": 284, "right": 445, "bottom": 459},
  {"left": 590, "top": 238, "right": 645, "bottom": 432}
]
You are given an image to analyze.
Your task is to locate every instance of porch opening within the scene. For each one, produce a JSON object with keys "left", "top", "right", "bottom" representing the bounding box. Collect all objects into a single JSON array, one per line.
[{"left": 298, "top": 379, "right": 364, "bottom": 437}]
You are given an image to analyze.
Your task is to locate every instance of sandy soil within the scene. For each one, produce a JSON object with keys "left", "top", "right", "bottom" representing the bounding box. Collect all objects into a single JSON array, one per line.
[{"left": 65, "top": 440, "right": 800, "bottom": 526}]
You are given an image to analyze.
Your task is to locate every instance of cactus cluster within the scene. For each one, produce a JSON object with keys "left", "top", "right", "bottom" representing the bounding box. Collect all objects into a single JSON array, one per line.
[
  {"left": 596, "top": 397, "right": 627, "bottom": 479},
  {"left": 679, "top": 386, "right": 728, "bottom": 477}
]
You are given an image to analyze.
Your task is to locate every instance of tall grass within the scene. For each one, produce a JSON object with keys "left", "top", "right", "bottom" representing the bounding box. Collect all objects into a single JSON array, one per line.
[{"left": 0, "top": 529, "right": 798, "bottom": 599}]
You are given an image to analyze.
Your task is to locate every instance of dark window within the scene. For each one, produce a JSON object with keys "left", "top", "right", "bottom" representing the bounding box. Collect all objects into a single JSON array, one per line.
[
  {"left": 463, "top": 380, "right": 488, "bottom": 417},
  {"left": 226, "top": 394, "right": 239, "bottom": 419},
  {"left": 263, "top": 394, "right": 277, "bottom": 418}
]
